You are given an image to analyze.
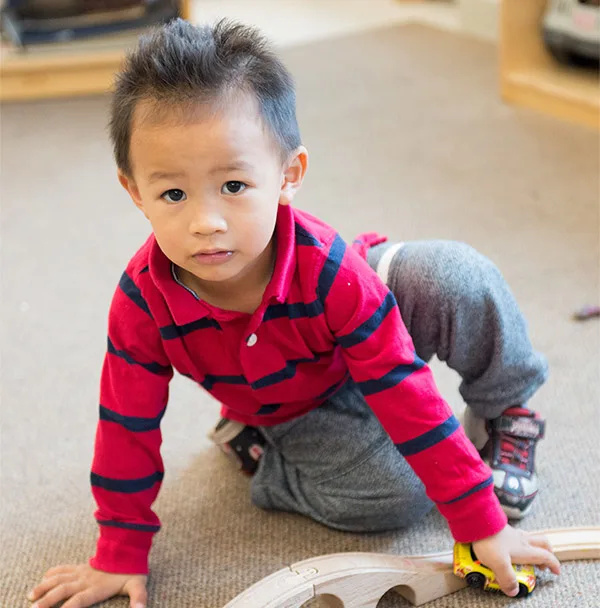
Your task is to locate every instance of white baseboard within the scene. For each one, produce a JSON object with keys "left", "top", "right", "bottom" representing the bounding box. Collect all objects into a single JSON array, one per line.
[{"left": 459, "top": 0, "right": 500, "bottom": 42}]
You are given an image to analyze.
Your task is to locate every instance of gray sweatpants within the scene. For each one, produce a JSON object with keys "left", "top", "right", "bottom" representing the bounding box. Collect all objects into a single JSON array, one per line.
[{"left": 251, "top": 241, "right": 548, "bottom": 532}]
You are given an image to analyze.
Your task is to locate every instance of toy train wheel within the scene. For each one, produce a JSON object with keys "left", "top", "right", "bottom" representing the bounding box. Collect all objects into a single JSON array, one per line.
[{"left": 466, "top": 572, "right": 486, "bottom": 589}]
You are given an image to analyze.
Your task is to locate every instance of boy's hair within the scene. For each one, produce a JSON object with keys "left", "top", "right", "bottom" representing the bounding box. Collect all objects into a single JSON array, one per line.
[{"left": 110, "top": 18, "right": 301, "bottom": 175}]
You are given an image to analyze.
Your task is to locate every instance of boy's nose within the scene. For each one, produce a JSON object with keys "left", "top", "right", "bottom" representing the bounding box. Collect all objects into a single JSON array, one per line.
[{"left": 189, "top": 205, "right": 227, "bottom": 235}]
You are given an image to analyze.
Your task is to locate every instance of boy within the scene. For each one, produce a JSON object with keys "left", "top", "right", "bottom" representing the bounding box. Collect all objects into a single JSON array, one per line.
[{"left": 28, "top": 19, "right": 559, "bottom": 608}]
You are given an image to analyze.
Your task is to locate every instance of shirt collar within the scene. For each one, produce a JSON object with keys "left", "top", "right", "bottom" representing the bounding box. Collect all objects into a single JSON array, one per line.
[
  {"left": 263, "top": 203, "right": 296, "bottom": 304},
  {"left": 148, "top": 203, "right": 297, "bottom": 325}
]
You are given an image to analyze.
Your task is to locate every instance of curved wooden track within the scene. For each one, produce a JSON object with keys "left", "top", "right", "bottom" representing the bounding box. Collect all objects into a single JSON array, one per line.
[{"left": 224, "top": 527, "right": 600, "bottom": 608}]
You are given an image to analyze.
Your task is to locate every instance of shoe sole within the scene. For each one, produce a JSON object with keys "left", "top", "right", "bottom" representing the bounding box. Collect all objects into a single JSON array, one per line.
[
  {"left": 208, "top": 419, "right": 247, "bottom": 445},
  {"left": 502, "top": 501, "right": 534, "bottom": 520}
]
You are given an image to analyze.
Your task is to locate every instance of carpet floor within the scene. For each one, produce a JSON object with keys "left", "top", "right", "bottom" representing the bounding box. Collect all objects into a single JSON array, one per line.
[{"left": 1, "top": 23, "right": 599, "bottom": 608}]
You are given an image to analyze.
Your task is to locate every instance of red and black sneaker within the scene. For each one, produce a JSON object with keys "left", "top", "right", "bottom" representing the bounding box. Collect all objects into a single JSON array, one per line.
[
  {"left": 485, "top": 407, "right": 546, "bottom": 520},
  {"left": 208, "top": 419, "right": 266, "bottom": 475}
]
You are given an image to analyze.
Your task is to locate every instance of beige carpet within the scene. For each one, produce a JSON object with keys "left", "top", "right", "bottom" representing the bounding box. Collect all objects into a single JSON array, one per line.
[{"left": 1, "top": 24, "right": 599, "bottom": 608}]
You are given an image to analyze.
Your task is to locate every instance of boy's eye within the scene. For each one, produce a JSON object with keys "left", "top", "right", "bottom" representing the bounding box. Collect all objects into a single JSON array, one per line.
[
  {"left": 162, "top": 189, "right": 186, "bottom": 203},
  {"left": 221, "top": 181, "right": 246, "bottom": 195}
]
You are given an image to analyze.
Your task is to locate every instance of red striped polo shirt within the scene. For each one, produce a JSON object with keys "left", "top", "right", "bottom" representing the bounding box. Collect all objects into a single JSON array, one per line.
[{"left": 90, "top": 203, "right": 507, "bottom": 574}]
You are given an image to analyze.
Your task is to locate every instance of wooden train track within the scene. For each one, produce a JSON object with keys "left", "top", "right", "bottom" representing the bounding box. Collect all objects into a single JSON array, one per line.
[{"left": 224, "top": 527, "right": 600, "bottom": 608}]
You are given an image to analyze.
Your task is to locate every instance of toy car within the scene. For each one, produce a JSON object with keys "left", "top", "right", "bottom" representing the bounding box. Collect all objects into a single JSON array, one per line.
[
  {"left": 453, "top": 543, "right": 536, "bottom": 598},
  {"left": 542, "top": 0, "right": 600, "bottom": 64}
]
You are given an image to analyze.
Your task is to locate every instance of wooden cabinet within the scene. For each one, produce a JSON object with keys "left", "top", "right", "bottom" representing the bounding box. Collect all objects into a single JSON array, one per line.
[
  {"left": 0, "top": 0, "right": 190, "bottom": 101},
  {"left": 500, "top": 0, "right": 599, "bottom": 129}
]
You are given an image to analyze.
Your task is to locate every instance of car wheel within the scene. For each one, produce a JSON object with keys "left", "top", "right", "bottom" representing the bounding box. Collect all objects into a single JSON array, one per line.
[
  {"left": 517, "top": 583, "right": 531, "bottom": 598},
  {"left": 466, "top": 572, "right": 486, "bottom": 589}
]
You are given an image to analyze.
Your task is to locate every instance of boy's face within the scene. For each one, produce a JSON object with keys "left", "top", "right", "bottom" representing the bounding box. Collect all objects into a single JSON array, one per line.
[{"left": 119, "top": 95, "right": 307, "bottom": 297}]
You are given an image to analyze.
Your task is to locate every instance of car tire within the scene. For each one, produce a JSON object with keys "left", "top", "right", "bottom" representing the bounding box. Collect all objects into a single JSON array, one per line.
[
  {"left": 517, "top": 583, "right": 531, "bottom": 598},
  {"left": 466, "top": 572, "right": 486, "bottom": 589}
]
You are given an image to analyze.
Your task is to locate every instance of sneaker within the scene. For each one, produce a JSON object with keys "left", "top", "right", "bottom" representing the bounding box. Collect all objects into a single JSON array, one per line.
[
  {"left": 463, "top": 407, "right": 545, "bottom": 520},
  {"left": 208, "top": 418, "right": 266, "bottom": 475}
]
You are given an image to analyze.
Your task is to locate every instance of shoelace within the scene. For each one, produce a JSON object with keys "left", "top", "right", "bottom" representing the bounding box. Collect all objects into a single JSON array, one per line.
[{"left": 500, "top": 435, "right": 531, "bottom": 469}]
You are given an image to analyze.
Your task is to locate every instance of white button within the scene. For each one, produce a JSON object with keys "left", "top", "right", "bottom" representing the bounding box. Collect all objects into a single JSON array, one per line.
[{"left": 247, "top": 333, "right": 258, "bottom": 347}]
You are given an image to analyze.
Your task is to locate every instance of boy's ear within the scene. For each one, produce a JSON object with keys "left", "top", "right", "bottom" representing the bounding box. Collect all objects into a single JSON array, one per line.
[
  {"left": 279, "top": 146, "right": 308, "bottom": 206},
  {"left": 118, "top": 170, "right": 148, "bottom": 218}
]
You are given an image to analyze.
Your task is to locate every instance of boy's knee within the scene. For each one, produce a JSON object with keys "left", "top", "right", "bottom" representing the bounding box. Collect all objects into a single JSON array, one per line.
[
  {"left": 252, "top": 471, "right": 434, "bottom": 533},
  {"left": 402, "top": 240, "right": 500, "bottom": 306},
  {"left": 311, "top": 482, "right": 434, "bottom": 533},
  {"left": 252, "top": 439, "right": 435, "bottom": 533}
]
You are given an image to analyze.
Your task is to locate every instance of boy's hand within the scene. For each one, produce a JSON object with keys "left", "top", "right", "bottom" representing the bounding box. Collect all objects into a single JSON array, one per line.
[
  {"left": 27, "top": 563, "right": 148, "bottom": 608},
  {"left": 472, "top": 524, "right": 561, "bottom": 597}
]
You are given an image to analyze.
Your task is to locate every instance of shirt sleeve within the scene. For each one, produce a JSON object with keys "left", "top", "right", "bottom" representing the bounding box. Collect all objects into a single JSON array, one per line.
[
  {"left": 319, "top": 235, "right": 507, "bottom": 542},
  {"left": 89, "top": 270, "right": 173, "bottom": 574}
]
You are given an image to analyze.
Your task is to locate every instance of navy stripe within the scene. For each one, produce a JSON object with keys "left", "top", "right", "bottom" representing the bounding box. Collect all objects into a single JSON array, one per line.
[
  {"left": 395, "top": 415, "right": 460, "bottom": 457},
  {"left": 440, "top": 475, "right": 494, "bottom": 505},
  {"left": 263, "top": 299, "right": 323, "bottom": 322},
  {"left": 107, "top": 337, "right": 170, "bottom": 375},
  {"left": 201, "top": 355, "right": 321, "bottom": 392},
  {"left": 316, "top": 374, "right": 349, "bottom": 400},
  {"left": 295, "top": 223, "right": 322, "bottom": 247},
  {"left": 90, "top": 471, "right": 164, "bottom": 493},
  {"left": 251, "top": 356, "right": 320, "bottom": 390},
  {"left": 99, "top": 404, "right": 165, "bottom": 432},
  {"left": 318, "top": 234, "right": 346, "bottom": 302},
  {"left": 119, "top": 272, "right": 151, "bottom": 316},
  {"left": 256, "top": 403, "right": 281, "bottom": 415},
  {"left": 358, "top": 355, "right": 426, "bottom": 396},
  {"left": 336, "top": 292, "right": 396, "bottom": 348},
  {"left": 201, "top": 374, "right": 247, "bottom": 391},
  {"left": 160, "top": 317, "right": 221, "bottom": 340},
  {"left": 97, "top": 519, "right": 160, "bottom": 533},
  {"left": 140, "top": 265, "right": 150, "bottom": 274}
]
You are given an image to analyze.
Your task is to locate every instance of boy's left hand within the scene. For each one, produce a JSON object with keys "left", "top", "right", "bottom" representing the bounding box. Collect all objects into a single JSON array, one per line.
[{"left": 472, "top": 524, "right": 561, "bottom": 597}]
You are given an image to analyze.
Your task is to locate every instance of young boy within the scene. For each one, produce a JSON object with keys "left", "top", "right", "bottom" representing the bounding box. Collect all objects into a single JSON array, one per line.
[{"left": 28, "top": 18, "right": 559, "bottom": 608}]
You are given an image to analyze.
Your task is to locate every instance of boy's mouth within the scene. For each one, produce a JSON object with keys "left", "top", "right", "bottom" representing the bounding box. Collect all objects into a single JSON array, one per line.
[{"left": 192, "top": 250, "right": 234, "bottom": 265}]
